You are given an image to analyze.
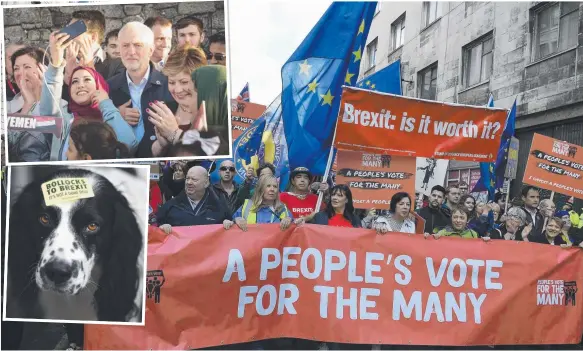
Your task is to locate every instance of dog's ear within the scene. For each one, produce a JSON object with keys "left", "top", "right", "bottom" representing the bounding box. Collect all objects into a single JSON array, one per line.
[
  {"left": 94, "top": 195, "right": 143, "bottom": 322},
  {"left": 6, "top": 183, "right": 43, "bottom": 317}
]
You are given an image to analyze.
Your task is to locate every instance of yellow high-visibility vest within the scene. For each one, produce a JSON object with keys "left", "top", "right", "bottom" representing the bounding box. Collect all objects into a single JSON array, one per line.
[{"left": 241, "top": 199, "right": 289, "bottom": 224}]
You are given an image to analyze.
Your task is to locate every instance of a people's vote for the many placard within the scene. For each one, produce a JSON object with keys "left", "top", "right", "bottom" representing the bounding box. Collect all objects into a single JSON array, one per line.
[
  {"left": 230, "top": 100, "right": 267, "bottom": 139},
  {"left": 523, "top": 133, "right": 583, "bottom": 199},
  {"left": 335, "top": 150, "right": 416, "bottom": 209},
  {"left": 334, "top": 87, "right": 508, "bottom": 162}
]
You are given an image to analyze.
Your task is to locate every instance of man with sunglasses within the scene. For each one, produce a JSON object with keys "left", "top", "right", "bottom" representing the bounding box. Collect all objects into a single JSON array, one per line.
[
  {"left": 207, "top": 32, "right": 226, "bottom": 66},
  {"left": 212, "top": 160, "right": 240, "bottom": 215}
]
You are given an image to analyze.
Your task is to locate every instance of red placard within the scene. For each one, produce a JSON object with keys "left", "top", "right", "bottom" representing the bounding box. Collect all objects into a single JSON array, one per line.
[{"left": 334, "top": 87, "right": 508, "bottom": 162}]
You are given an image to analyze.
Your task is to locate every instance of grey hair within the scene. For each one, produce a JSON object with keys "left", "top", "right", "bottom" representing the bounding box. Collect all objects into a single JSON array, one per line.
[
  {"left": 118, "top": 21, "right": 154, "bottom": 47},
  {"left": 502, "top": 206, "right": 528, "bottom": 226}
]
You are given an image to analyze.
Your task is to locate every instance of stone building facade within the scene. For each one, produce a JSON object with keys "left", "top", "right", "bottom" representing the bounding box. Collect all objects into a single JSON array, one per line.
[
  {"left": 361, "top": 1, "right": 583, "bottom": 202},
  {"left": 3, "top": 1, "right": 225, "bottom": 48}
]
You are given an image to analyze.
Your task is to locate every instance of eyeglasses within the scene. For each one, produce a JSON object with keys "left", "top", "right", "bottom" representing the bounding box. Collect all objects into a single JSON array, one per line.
[
  {"left": 220, "top": 166, "right": 235, "bottom": 172},
  {"left": 207, "top": 52, "right": 226, "bottom": 61}
]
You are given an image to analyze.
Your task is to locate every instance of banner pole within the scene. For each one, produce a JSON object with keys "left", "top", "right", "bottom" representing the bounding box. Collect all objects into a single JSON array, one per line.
[
  {"left": 314, "top": 120, "right": 340, "bottom": 213},
  {"left": 504, "top": 179, "right": 511, "bottom": 214}
]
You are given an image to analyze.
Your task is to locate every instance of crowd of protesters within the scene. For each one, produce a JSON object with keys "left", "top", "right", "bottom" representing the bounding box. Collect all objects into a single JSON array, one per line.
[
  {"left": 2, "top": 153, "right": 583, "bottom": 349},
  {"left": 5, "top": 10, "right": 229, "bottom": 163},
  {"left": 148, "top": 160, "right": 583, "bottom": 350}
]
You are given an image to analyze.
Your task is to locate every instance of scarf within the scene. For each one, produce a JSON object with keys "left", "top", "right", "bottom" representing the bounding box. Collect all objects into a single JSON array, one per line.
[
  {"left": 68, "top": 66, "right": 110, "bottom": 121},
  {"left": 191, "top": 65, "right": 228, "bottom": 127}
]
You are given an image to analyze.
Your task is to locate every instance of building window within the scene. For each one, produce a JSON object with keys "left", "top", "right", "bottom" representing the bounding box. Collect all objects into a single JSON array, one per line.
[
  {"left": 463, "top": 34, "right": 493, "bottom": 87},
  {"left": 391, "top": 14, "right": 406, "bottom": 50},
  {"left": 367, "top": 38, "right": 378, "bottom": 69},
  {"left": 418, "top": 64, "right": 438, "bottom": 100},
  {"left": 422, "top": 1, "right": 439, "bottom": 27},
  {"left": 532, "top": 2, "right": 579, "bottom": 61}
]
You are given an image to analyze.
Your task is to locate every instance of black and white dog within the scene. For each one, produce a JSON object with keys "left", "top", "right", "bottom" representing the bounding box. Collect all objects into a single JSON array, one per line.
[{"left": 6, "top": 167, "right": 145, "bottom": 323}]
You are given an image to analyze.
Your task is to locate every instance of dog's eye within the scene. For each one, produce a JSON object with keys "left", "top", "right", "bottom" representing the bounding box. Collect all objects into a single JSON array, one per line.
[
  {"left": 39, "top": 214, "right": 50, "bottom": 226},
  {"left": 86, "top": 223, "right": 99, "bottom": 232}
]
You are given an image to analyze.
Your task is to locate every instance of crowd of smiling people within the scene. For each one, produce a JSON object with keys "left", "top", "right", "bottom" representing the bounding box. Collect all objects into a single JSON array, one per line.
[{"left": 5, "top": 9, "right": 229, "bottom": 163}]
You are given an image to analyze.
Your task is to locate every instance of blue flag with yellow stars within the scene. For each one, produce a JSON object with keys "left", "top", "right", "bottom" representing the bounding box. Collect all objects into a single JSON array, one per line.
[
  {"left": 281, "top": 2, "right": 377, "bottom": 175},
  {"left": 473, "top": 96, "right": 517, "bottom": 201},
  {"left": 356, "top": 59, "right": 402, "bottom": 94},
  {"left": 210, "top": 95, "right": 291, "bottom": 191}
]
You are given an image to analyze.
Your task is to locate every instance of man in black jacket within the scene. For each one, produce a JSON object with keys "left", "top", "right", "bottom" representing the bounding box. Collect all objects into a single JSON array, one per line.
[
  {"left": 518, "top": 186, "right": 545, "bottom": 240},
  {"left": 212, "top": 160, "right": 242, "bottom": 216},
  {"left": 107, "top": 22, "right": 174, "bottom": 158},
  {"left": 416, "top": 185, "right": 449, "bottom": 234},
  {"left": 157, "top": 166, "right": 230, "bottom": 230}
]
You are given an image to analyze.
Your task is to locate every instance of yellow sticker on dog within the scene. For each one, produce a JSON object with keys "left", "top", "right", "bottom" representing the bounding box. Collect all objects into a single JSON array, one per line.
[{"left": 41, "top": 178, "right": 95, "bottom": 206}]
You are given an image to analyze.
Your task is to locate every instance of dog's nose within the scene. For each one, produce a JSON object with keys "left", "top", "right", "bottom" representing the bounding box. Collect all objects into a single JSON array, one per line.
[{"left": 42, "top": 260, "right": 74, "bottom": 285}]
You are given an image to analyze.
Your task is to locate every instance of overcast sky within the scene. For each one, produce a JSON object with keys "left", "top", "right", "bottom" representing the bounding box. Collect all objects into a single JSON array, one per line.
[{"left": 227, "top": 0, "right": 331, "bottom": 106}]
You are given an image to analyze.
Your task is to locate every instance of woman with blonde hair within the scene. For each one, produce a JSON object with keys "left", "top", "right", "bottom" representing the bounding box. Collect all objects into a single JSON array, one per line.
[{"left": 224, "top": 175, "right": 298, "bottom": 232}]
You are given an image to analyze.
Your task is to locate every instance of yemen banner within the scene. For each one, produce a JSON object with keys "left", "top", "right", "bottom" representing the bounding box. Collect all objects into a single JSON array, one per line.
[
  {"left": 85, "top": 225, "right": 583, "bottom": 349},
  {"left": 230, "top": 99, "right": 267, "bottom": 140},
  {"left": 523, "top": 133, "right": 583, "bottom": 199},
  {"left": 334, "top": 87, "right": 508, "bottom": 162},
  {"left": 336, "top": 150, "right": 416, "bottom": 209},
  {"left": 6, "top": 114, "right": 63, "bottom": 138}
]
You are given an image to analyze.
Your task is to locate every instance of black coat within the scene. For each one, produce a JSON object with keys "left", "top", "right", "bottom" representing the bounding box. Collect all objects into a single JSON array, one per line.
[
  {"left": 517, "top": 207, "right": 545, "bottom": 241},
  {"left": 212, "top": 182, "right": 241, "bottom": 218},
  {"left": 156, "top": 188, "right": 231, "bottom": 227},
  {"left": 416, "top": 206, "right": 449, "bottom": 234},
  {"left": 107, "top": 62, "right": 174, "bottom": 158},
  {"left": 528, "top": 231, "right": 569, "bottom": 246}
]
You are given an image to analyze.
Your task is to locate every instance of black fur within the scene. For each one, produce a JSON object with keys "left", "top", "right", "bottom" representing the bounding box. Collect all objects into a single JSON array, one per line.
[{"left": 6, "top": 168, "right": 143, "bottom": 322}]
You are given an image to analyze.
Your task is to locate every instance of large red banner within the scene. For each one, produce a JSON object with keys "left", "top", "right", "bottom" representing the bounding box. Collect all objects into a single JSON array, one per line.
[
  {"left": 85, "top": 225, "right": 583, "bottom": 349},
  {"left": 334, "top": 87, "right": 508, "bottom": 162}
]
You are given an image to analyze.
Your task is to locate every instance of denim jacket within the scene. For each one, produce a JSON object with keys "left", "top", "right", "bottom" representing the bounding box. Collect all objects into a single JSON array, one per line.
[{"left": 40, "top": 64, "right": 138, "bottom": 160}]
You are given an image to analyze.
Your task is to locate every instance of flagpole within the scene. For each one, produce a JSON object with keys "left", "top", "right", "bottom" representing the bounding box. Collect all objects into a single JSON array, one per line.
[
  {"left": 314, "top": 120, "right": 339, "bottom": 213},
  {"left": 504, "top": 181, "right": 510, "bottom": 214}
]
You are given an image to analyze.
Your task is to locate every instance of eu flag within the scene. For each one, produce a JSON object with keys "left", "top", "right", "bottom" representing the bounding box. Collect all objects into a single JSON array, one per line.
[
  {"left": 356, "top": 59, "right": 402, "bottom": 95},
  {"left": 472, "top": 96, "right": 517, "bottom": 201},
  {"left": 213, "top": 95, "right": 291, "bottom": 190},
  {"left": 281, "top": 2, "right": 377, "bottom": 175}
]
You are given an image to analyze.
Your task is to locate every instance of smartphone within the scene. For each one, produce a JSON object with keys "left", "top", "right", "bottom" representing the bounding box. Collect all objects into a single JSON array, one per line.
[{"left": 59, "top": 20, "right": 87, "bottom": 43}]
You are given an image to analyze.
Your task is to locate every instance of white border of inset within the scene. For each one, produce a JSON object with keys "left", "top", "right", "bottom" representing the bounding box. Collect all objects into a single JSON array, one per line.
[
  {"left": 2, "top": 163, "right": 150, "bottom": 326},
  {"left": 1, "top": 0, "right": 233, "bottom": 166}
]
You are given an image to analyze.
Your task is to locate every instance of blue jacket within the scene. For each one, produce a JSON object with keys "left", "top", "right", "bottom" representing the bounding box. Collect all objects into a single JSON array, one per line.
[
  {"left": 232, "top": 202, "right": 293, "bottom": 223},
  {"left": 39, "top": 64, "right": 138, "bottom": 160},
  {"left": 107, "top": 62, "right": 174, "bottom": 158},
  {"left": 156, "top": 189, "right": 231, "bottom": 227}
]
